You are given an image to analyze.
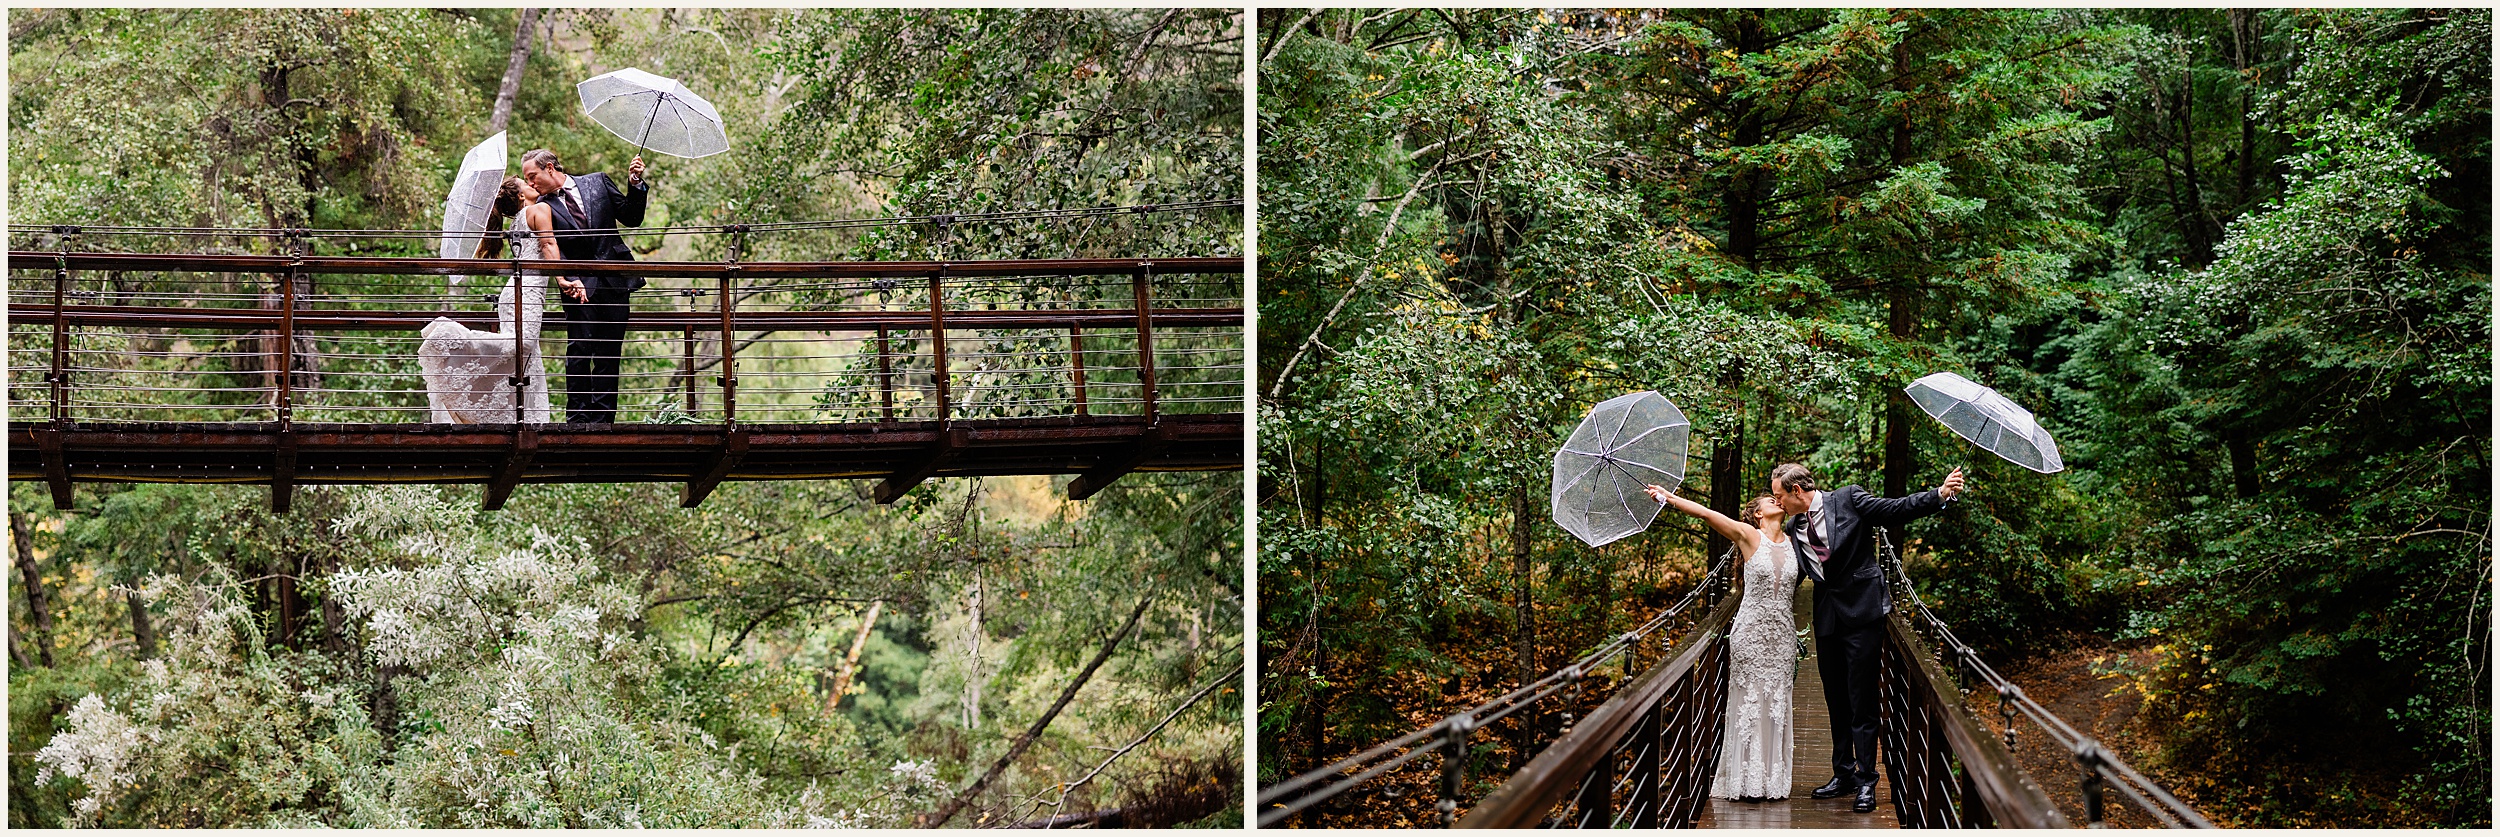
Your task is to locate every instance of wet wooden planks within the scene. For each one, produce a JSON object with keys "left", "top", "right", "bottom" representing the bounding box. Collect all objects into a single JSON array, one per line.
[{"left": 1695, "top": 583, "right": 1897, "bottom": 829}]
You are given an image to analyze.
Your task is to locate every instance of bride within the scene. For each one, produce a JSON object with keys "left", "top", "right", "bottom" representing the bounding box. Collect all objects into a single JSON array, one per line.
[
  {"left": 420, "top": 177, "right": 561, "bottom": 424},
  {"left": 1647, "top": 484, "right": 1798, "bottom": 801}
]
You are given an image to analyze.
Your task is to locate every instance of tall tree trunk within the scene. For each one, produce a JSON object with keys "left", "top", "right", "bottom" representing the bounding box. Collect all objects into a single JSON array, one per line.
[
  {"left": 9, "top": 511, "right": 55, "bottom": 668},
  {"left": 1885, "top": 289, "right": 1917, "bottom": 497},
  {"left": 1710, "top": 10, "right": 1769, "bottom": 563},
  {"left": 917, "top": 592, "right": 1155, "bottom": 828},
  {"left": 2230, "top": 9, "right": 2258, "bottom": 216},
  {"left": 1724, "top": 10, "right": 1768, "bottom": 267},
  {"left": 277, "top": 553, "right": 302, "bottom": 651},
  {"left": 2174, "top": 55, "right": 2214, "bottom": 268},
  {"left": 489, "top": 9, "right": 540, "bottom": 134},
  {"left": 2228, "top": 433, "right": 2260, "bottom": 499},
  {"left": 1884, "top": 42, "right": 1919, "bottom": 499},
  {"left": 127, "top": 588, "right": 157, "bottom": 660},
  {"left": 826, "top": 600, "right": 885, "bottom": 713}
]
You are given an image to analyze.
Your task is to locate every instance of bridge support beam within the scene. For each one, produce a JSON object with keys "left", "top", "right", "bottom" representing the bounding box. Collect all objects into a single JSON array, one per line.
[
  {"left": 35, "top": 429, "right": 72, "bottom": 509},
  {"left": 682, "top": 428, "right": 750, "bottom": 508},
  {"left": 483, "top": 429, "right": 539, "bottom": 511},
  {"left": 272, "top": 430, "right": 298, "bottom": 513},
  {"left": 875, "top": 427, "right": 969, "bottom": 504},
  {"left": 1068, "top": 423, "right": 1174, "bottom": 501}
]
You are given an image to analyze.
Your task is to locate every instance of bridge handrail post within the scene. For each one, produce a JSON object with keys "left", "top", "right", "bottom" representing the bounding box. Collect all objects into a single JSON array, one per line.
[
  {"left": 1069, "top": 321, "right": 1090, "bottom": 417},
  {"left": 507, "top": 228, "right": 528, "bottom": 424},
  {"left": 278, "top": 230, "right": 305, "bottom": 428},
  {"left": 1132, "top": 262, "right": 1157, "bottom": 424},
  {"left": 49, "top": 226, "right": 77, "bottom": 427},
  {"left": 929, "top": 266, "right": 951, "bottom": 423},
  {"left": 1436, "top": 714, "right": 1472, "bottom": 828},
  {"left": 2079, "top": 744, "right": 2108, "bottom": 827},
  {"left": 875, "top": 282, "right": 896, "bottom": 422},
  {"left": 720, "top": 224, "right": 744, "bottom": 428}
]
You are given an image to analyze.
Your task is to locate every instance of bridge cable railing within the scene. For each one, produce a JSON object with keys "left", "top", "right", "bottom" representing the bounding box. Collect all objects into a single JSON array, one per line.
[
  {"left": 1878, "top": 528, "right": 2215, "bottom": 828},
  {"left": 1254, "top": 549, "right": 1735, "bottom": 828},
  {"left": 6, "top": 198, "right": 1241, "bottom": 243},
  {"left": 10, "top": 225, "right": 1240, "bottom": 427}
]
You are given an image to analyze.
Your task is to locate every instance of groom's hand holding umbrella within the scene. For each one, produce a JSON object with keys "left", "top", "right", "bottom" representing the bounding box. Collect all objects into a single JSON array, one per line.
[
  {"left": 1938, "top": 467, "right": 1966, "bottom": 501},
  {"left": 628, "top": 154, "right": 646, "bottom": 188}
]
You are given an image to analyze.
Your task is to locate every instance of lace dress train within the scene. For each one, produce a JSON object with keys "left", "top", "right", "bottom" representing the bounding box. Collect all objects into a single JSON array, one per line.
[
  {"left": 1713, "top": 537, "right": 1799, "bottom": 799},
  {"left": 419, "top": 229, "right": 551, "bottom": 423}
]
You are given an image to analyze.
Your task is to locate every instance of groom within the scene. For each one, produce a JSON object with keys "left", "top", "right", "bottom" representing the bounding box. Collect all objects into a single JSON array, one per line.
[
  {"left": 1774, "top": 461, "right": 1964, "bottom": 813},
  {"left": 521, "top": 148, "right": 649, "bottom": 425}
]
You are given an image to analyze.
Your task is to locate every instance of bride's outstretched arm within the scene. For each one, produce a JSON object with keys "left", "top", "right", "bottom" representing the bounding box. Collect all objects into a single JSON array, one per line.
[{"left": 1644, "top": 485, "right": 1758, "bottom": 550}]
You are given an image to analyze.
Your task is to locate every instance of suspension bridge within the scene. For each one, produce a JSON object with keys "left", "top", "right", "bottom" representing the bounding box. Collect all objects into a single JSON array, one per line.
[
  {"left": 7, "top": 203, "right": 1243, "bottom": 511},
  {"left": 1256, "top": 529, "right": 2214, "bottom": 830}
]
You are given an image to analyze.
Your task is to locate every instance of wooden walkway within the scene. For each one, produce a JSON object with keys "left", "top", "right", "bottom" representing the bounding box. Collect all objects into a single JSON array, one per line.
[{"left": 1695, "top": 584, "right": 1896, "bottom": 829}]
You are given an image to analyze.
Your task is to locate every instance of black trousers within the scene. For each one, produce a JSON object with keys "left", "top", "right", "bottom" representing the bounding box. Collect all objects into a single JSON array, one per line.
[
  {"left": 562, "top": 291, "right": 630, "bottom": 423},
  {"left": 1816, "top": 621, "right": 1882, "bottom": 784}
]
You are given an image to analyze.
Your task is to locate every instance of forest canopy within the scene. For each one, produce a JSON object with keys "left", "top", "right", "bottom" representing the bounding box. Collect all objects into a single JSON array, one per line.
[
  {"left": 10, "top": 8, "right": 1244, "bottom": 829},
  {"left": 1256, "top": 8, "right": 2487, "bottom": 828}
]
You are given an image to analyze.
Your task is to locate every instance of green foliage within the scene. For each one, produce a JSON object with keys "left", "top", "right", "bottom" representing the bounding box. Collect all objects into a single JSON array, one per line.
[
  {"left": 1259, "top": 7, "right": 2486, "bottom": 827},
  {"left": 9, "top": 8, "right": 1243, "bottom": 828}
]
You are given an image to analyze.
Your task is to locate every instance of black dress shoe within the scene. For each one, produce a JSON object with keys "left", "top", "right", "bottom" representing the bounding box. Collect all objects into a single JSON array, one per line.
[
  {"left": 1852, "top": 782, "right": 1878, "bottom": 813},
  {"left": 1810, "top": 776, "right": 1858, "bottom": 799}
]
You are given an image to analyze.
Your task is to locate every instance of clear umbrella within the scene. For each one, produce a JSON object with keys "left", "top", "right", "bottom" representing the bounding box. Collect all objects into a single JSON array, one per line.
[
  {"left": 1551, "top": 390, "right": 1691, "bottom": 548},
  {"left": 440, "top": 131, "right": 507, "bottom": 290},
  {"left": 576, "top": 68, "right": 729, "bottom": 159},
  {"left": 1904, "top": 371, "right": 2065, "bottom": 473}
]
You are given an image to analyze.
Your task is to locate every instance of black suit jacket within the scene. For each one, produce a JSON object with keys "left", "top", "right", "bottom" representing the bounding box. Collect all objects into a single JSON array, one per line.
[
  {"left": 545, "top": 171, "right": 650, "bottom": 296},
  {"left": 1788, "top": 485, "right": 1949, "bottom": 635}
]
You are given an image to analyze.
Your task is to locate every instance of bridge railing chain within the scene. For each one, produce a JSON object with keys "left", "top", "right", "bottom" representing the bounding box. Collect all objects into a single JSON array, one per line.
[
  {"left": 1878, "top": 528, "right": 2215, "bottom": 828},
  {"left": 1254, "top": 550, "right": 1733, "bottom": 828}
]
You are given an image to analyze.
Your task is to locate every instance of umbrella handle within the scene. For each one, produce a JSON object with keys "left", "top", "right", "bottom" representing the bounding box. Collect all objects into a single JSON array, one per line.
[{"left": 636, "top": 93, "right": 665, "bottom": 151}]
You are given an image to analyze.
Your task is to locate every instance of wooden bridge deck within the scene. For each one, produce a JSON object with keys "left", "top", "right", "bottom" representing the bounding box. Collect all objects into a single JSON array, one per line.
[{"left": 1696, "top": 584, "right": 1896, "bottom": 829}]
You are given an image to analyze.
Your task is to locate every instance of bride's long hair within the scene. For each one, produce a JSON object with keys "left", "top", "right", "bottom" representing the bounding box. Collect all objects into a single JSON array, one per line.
[{"left": 469, "top": 177, "right": 528, "bottom": 260}]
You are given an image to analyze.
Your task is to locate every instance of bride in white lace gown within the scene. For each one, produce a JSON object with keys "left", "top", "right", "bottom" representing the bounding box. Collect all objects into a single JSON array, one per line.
[
  {"left": 1647, "top": 486, "right": 1797, "bottom": 801},
  {"left": 420, "top": 177, "right": 562, "bottom": 423}
]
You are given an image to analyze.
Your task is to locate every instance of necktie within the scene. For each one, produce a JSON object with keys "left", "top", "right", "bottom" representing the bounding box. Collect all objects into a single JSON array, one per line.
[
  {"left": 1803, "top": 509, "right": 1832, "bottom": 563},
  {"left": 553, "top": 186, "right": 587, "bottom": 227}
]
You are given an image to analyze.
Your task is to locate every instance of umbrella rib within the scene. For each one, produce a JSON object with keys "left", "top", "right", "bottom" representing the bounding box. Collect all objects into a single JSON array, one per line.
[
  {"left": 1608, "top": 460, "right": 1643, "bottom": 526},
  {"left": 1615, "top": 459, "right": 1678, "bottom": 477},
  {"left": 1598, "top": 421, "right": 1687, "bottom": 455},
  {"left": 1604, "top": 399, "right": 1637, "bottom": 451}
]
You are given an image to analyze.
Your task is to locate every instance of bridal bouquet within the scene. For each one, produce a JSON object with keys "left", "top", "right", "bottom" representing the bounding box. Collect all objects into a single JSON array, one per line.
[{"left": 1793, "top": 628, "right": 1812, "bottom": 674}]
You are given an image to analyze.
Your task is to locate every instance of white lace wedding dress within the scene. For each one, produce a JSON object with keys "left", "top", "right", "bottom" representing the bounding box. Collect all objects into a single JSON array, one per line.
[
  {"left": 419, "top": 228, "right": 552, "bottom": 423},
  {"left": 1713, "top": 535, "right": 1798, "bottom": 800}
]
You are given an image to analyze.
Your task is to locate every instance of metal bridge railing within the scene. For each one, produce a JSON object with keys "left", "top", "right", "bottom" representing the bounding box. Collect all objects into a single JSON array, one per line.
[
  {"left": 1254, "top": 551, "right": 1734, "bottom": 828},
  {"left": 1878, "top": 527, "right": 2215, "bottom": 828},
  {"left": 1455, "top": 573, "right": 1737, "bottom": 828},
  {"left": 8, "top": 233, "right": 1241, "bottom": 430}
]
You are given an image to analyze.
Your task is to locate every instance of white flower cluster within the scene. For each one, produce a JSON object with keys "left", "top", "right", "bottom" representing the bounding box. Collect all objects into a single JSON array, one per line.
[
  {"left": 888, "top": 758, "right": 940, "bottom": 788},
  {"left": 33, "top": 694, "right": 147, "bottom": 824}
]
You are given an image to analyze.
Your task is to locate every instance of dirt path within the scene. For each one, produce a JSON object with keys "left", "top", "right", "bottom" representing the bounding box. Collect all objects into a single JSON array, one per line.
[{"left": 1975, "top": 639, "right": 2173, "bottom": 828}]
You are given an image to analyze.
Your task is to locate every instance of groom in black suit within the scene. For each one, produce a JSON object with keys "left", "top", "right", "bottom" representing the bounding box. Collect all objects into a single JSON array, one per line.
[
  {"left": 521, "top": 147, "right": 649, "bottom": 425},
  {"left": 1775, "top": 461, "right": 1964, "bottom": 813}
]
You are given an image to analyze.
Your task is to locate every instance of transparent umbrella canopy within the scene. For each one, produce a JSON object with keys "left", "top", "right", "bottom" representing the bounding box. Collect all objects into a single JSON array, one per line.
[
  {"left": 440, "top": 131, "right": 507, "bottom": 290},
  {"left": 1551, "top": 390, "right": 1691, "bottom": 548},
  {"left": 1904, "top": 371, "right": 2065, "bottom": 473},
  {"left": 576, "top": 68, "right": 729, "bottom": 159}
]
